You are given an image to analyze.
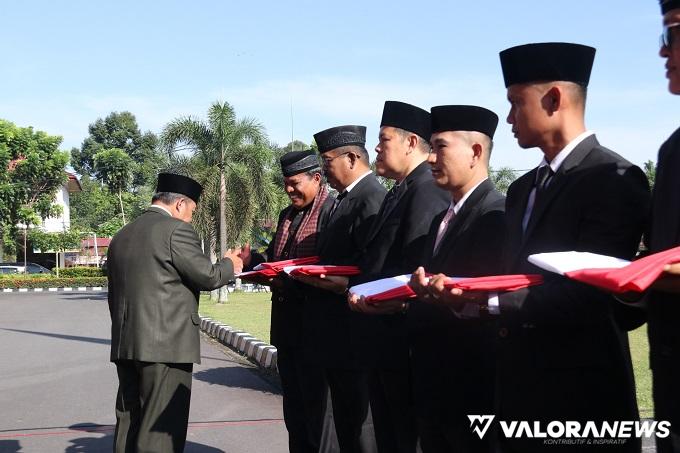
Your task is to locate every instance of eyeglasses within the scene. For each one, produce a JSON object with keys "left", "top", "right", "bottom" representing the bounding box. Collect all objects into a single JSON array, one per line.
[
  {"left": 661, "top": 23, "right": 680, "bottom": 49},
  {"left": 321, "top": 151, "right": 352, "bottom": 166}
]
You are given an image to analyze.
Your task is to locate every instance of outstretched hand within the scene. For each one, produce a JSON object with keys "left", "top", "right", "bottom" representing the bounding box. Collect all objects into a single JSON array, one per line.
[{"left": 224, "top": 248, "right": 244, "bottom": 274}]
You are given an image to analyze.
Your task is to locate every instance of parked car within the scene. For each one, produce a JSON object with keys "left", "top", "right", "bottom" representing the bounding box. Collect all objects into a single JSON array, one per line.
[
  {"left": 0, "top": 262, "right": 51, "bottom": 274},
  {"left": 0, "top": 266, "right": 19, "bottom": 274}
]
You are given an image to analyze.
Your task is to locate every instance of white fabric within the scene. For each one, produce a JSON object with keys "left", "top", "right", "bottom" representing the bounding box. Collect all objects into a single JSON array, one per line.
[
  {"left": 528, "top": 251, "right": 630, "bottom": 275},
  {"left": 349, "top": 274, "right": 412, "bottom": 298},
  {"left": 343, "top": 170, "right": 373, "bottom": 193}
]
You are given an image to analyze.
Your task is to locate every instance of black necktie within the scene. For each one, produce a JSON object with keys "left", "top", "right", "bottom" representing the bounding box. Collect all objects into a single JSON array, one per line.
[
  {"left": 380, "top": 184, "right": 400, "bottom": 217},
  {"left": 535, "top": 165, "right": 554, "bottom": 195},
  {"left": 330, "top": 191, "right": 347, "bottom": 218}
]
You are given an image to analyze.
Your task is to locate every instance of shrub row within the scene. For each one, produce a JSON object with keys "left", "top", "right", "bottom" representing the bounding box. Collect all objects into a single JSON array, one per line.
[
  {"left": 0, "top": 277, "right": 108, "bottom": 289},
  {"left": 51, "top": 267, "right": 105, "bottom": 278}
]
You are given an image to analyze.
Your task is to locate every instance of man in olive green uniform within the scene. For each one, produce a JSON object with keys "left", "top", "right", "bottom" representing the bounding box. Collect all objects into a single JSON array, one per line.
[{"left": 107, "top": 172, "right": 242, "bottom": 453}]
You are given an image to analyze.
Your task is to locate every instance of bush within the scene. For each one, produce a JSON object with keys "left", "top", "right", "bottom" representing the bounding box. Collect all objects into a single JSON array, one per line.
[
  {"left": 0, "top": 276, "right": 108, "bottom": 289},
  {"left": 52, "top": 267, "right": 105, "bottom": 277}
]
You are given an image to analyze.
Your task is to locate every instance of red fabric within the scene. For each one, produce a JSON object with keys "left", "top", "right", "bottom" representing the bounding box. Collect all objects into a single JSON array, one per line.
[
  {"left": 238, "top": 256, "right": 320, "bottom": 284},
  {"left": 364, "top": 274, "right": 542, "bottom": 303},
  {"left": 259, "top": 256, "right": 320, "bottom": 272},
  {"left": 564, "top": 245, "right": 680, "bottom": 293},
  {"left": 444, "top": 274, "right": 544, "bottom": 292},
  {"left": 289, "top": 265, "right": 360, "bottom": 277}
]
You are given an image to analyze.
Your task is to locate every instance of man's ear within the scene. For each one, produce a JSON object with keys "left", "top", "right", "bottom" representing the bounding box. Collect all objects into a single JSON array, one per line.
[
  {"left": 546, "top": 85, "right": 562, "bottom": 113},
  {"left": 407, "top": 134, "right": 419, "bottom": 153},
  {"left": 471, "top": 142, "right": 483, "bottom": 166}
]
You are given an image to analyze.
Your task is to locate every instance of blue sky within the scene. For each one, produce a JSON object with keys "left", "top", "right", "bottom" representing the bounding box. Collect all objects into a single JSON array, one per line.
[{"left": 1, "top": 0, "right": 675, "bottom": 172}]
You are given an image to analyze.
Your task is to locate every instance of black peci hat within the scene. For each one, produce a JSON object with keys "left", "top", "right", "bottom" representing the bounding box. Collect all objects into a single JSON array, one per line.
[
  {"left": 156, "top": 173, "right": 203, "bottom": 203},
  {"left": 430, "top": 105, "right": 499, "bottom": 139},
  {"left": 313, "top": 125, "right": 366, "bottom": 154},
  {"left": 280, "top": 150, "right": 321, "bottom": 177},
  {"left": 500, "top": 42, "right": 596, "bottom": 88},
  {"left": 380, "top": 101, "right": 431, "bottom": 141},
  {"left": 661, "top": 0, "right": 680, "bottom": 14}
]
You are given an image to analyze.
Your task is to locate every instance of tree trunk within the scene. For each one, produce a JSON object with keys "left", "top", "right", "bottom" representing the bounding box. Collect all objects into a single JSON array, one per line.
[
  {"left": 218, "top": 147, "right": 228, "bottom": 303},
  {"left": 118, "top": 189, "right": 127, "bottom": 224}
]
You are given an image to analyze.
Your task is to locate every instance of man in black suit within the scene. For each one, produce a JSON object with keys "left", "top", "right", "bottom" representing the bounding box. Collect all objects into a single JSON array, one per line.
[
  {"left": 438, "top": 43, "right": 650, "bottom": 452},
  {"left": 348, "top": 101, "right": 450, "bottom": 453},
  {"left": 496, "top": 43, "right": 649, "bottom": 452},
  {"left": 408, "top": 105, "right": 504, "bottom": 453},
  {"left": 645, "top": 2, "right": 680, "bottom": 451},
  {"left": 108, "top": 173, "right": 242, "bottom": 453},
  {"left": 292, "top": 125, "right": 385, "bottom": 452},
  {"left": 241, "top": 150, "right": 335, "bottom": 453}
]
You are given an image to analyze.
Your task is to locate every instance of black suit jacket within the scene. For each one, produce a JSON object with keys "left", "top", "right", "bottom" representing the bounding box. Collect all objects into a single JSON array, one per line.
[
  {"left": 259, "top": 196, "right": 335, "bottom": 350},
  {"left": 495, "top": 135, "right": 649, "bottom": 450},
  {"left": 408, "top": 179, "right": 505, "bottom": 419},
  {"left": 304, "top": 174, "right": 387, "bottom": 367},
  {"left": 355, "top": 161, "right": 450, "bottom": 368},
  {"left": 647, "top": 126, "right": 680, "bottom": 369}
]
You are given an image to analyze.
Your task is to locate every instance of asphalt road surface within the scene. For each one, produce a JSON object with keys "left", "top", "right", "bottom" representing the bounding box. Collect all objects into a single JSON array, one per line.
[{"left": 0, "top": 291, "right": 287, "bottom": 453}]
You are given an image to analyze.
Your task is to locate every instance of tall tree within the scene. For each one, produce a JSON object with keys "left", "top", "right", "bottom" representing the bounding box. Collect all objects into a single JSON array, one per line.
[
  {"left": 0, "top": 119, "right": 69, "bottom": 256},
  {"left": 161, "top": 101, "right": 277, "bottom": 301},
  {"left": 490, "top": 166, "right": 520, "bottom": 195},
  {"left": 94, "top": 148, "right": 134, "bottom": 224},
  {"left": 71, "top": 111, "right": 165, "bottom": 187},
  {"left": 643, "top": 160, "right": 656, "bottom": 189}
]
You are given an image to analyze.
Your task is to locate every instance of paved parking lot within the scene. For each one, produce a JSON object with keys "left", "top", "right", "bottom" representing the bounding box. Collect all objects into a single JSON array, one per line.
[{"left": 0, "top": 291, "right": 287, "bottom": 452}]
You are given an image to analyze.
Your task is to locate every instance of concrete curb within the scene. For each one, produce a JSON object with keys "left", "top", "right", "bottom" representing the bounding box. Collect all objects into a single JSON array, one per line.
[
  {"left": 0, "top": 286, "right": 107, "bottom": 293},
  {"left": 200, "top": 317, "right": 277, "bottom": 370}
]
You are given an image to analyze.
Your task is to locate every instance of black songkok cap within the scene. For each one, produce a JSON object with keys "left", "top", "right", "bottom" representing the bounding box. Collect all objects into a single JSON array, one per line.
[
  {"left": 156, "top": 172, "right": 203, "bottom": 203},
  {"left": 280, "top": 150, "right": 320, "bottom": 177},
  {"left": 380, "top": 101, "right": 431, "bottom": 141},
  {"left": 313, "top": 125, "right": 366, "bottom": 154},
  {"left": 499, "top": 42, "right": 596, "bottom": 88},
  {"left": 430, "top": 105, "right": 499, "bottom": 139},
  {"left": 661, "top": 0, "right": 680, "bottom": 13}
]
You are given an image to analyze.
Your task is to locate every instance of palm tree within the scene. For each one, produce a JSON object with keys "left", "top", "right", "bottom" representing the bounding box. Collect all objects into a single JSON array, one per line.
[
  {"left": 161, "top": 101, "right": 278, "bottom": 301},
  {"left": 490, "top": 166, "right": 520, "bottom": 195}
]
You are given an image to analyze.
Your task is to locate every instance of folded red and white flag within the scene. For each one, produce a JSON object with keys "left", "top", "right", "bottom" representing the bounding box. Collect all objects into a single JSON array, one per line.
[
  {"left": 237, "top": 256, "right": 321, "bottom": 283},
  {"left": 349, "top": 273, "right": 544, "bottom": 304},
  {"left": 528, "top": 245, "right": 680, "bottom": 293},
  {"left": 283, "top": 265, "right": 361, "bottom": 277}
]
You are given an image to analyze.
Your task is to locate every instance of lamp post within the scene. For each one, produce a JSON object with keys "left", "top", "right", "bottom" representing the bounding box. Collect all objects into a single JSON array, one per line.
[
  {"left": 84, "top": 231, "right": 99, "bottom": 267},
  {"left": 18, "top": 224, "right": 28, "bottom": 274}
]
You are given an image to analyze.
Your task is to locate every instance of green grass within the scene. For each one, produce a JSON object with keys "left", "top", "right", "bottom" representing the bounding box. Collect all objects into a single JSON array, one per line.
[
  {"left": 629, "top": 325, "right": 653, "bottom": 418},
  {"left": 199, "top": 292, "right": 272, "bottom": 344},
  {"left": 199, "top": 292, "right": 654, "bottom": 417}
]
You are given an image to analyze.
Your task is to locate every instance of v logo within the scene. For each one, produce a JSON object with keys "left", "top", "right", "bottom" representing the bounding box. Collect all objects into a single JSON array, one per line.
[{"left": 468, "top": 414, "right": 495, "bottom": 439}]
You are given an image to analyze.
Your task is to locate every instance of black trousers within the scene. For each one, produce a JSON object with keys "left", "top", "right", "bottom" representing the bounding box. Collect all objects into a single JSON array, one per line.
[
  {"left": 278, "top": 349, "right": 376, "bottom": 453},
  {"left": 113, "top": 360, "right": 193, "bottom": 453},
  {"left": 277, "top": 349, "right": 329, "bottom": 453},
  {"left": 653, "top": 360, "right": 680, "bottom": 453},
  {"left": 369, "top": 369, "right": 418, "bottom": 453}
]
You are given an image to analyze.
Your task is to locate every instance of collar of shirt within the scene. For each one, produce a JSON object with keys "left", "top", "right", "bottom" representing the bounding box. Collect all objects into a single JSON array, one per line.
[
  {"left": 539, "top": 130, "right": 594, "bottom": 173},
  {"left": 343, "top": 170, "right": 373, "bottom": 194},
  {"left": 149, "top": 204, "right": 172, "bottom": 217},
  {"left": 451, "top": 177, "right": 488, "bottom": 215}
]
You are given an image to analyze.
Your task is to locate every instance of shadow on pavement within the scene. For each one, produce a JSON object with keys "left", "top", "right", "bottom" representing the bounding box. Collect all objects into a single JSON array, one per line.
[
  {"left": 193, "top": 367, "right": 280, "bottom": 394},
  {"left": 65, "top": 423, "right": 225, "bottom": 453},
  {"left": 0, "top": 439, "right": 20, "bottom": 452},
  {"left": 0, "top": 328, "right": 110, "bottom": 345}
]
